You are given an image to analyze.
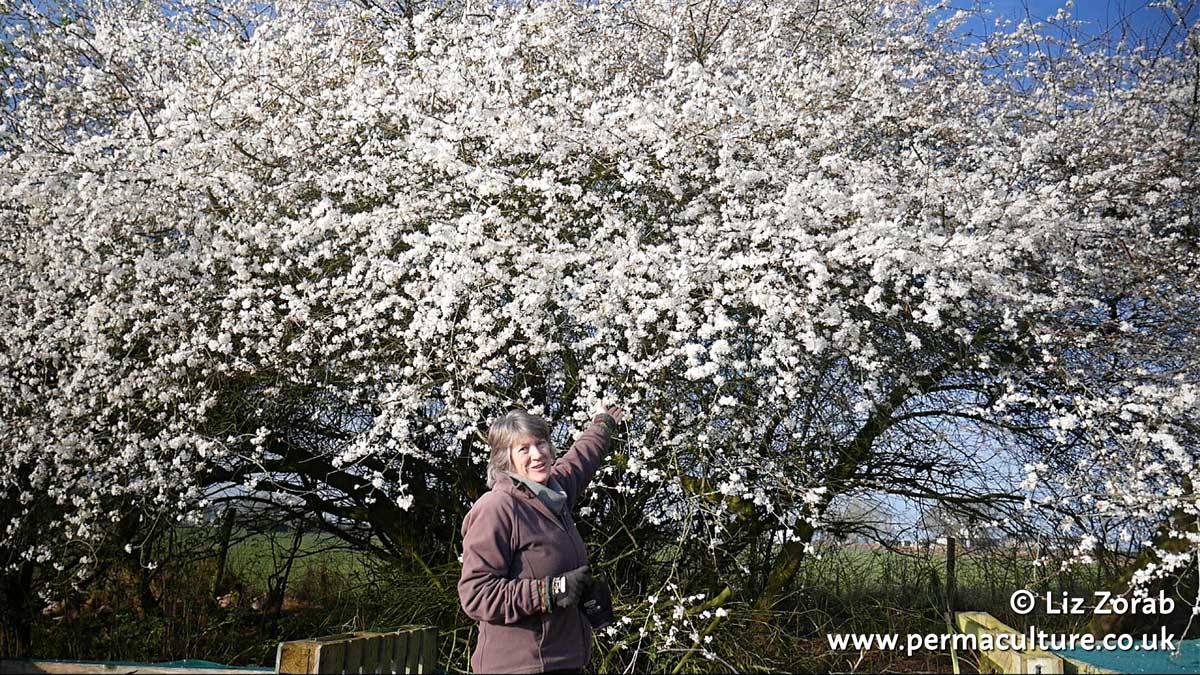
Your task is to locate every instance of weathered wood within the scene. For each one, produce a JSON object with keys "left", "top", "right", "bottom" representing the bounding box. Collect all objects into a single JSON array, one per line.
[
  {"left": 360, "top": 635, "right": 382, "bottom": 674},
  {"left": 1017, "top": 651, "right": 1064, "bottom": 674},
  {"left": 375, "top": 635, "right": 393, "bottom": 674},
  {"left": 314, "top": 640, "right": 345, "bottom": 675},
  {"left": 954, "top": 612, "right": 1113, "bottom": 675},
  {"left": 342, "top": 636, "right": 362, "bottom": 675},
  {"left": 419, "top": 629, "right": 436, "bottom": 675},
  {"left": 390, "top": 629, "right": 411, "bottom": 673},
  {"left": 404, "top": 628, "right": 421, "bottom": 675},
  {"left": 0, "top": 661, "right": 272, "bottom": 674},
  {"left": 277, "top": 638, "right": 320, "bottom": 675},
  {"left": 273, "top": 626, "right": 437, "bottom": 674}
]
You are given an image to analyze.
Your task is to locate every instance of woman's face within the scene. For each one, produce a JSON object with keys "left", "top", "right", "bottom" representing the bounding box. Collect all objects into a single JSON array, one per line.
[{"left": 509, "top": 434, "right": 554, "bottom": 485}]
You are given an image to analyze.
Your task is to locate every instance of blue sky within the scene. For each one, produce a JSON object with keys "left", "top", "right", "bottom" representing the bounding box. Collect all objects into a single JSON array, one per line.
[{"left": 959, "top": 0, "right": 1198, "bottom": 46}]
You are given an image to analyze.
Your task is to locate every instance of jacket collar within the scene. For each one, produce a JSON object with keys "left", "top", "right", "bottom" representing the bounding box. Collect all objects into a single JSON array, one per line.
[{"left": 493, "top": 474, "right": 565, "bottom": 531}]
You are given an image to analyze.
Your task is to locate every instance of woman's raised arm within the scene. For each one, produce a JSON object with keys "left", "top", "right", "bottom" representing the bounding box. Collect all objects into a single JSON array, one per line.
[{"left": 551, "top": 404, "right": 625, "bottom": 507}]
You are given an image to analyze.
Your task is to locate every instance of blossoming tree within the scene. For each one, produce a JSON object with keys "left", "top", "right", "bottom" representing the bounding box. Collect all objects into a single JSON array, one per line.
[{"left": 1, "top": 0, "right": 1197, "bottom": 661}]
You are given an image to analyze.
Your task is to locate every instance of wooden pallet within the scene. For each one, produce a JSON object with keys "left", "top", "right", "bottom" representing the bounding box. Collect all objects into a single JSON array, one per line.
[{"left": 275, "top": 626, "right": 438, "bottom": 675}]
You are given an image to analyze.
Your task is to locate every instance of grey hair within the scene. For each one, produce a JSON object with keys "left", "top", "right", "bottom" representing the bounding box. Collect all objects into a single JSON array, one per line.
[{"left": 486, "top": 409, "right": 552, "bottom": 488}]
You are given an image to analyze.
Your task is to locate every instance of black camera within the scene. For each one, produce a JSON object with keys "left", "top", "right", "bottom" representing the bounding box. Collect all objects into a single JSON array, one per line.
[{"left": 580, "top": 574, "right": 614, "bottom": 629}]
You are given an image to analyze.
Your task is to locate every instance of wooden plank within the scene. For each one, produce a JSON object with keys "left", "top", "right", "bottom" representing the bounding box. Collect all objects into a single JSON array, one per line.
[
  {"left": 343, "top": 636, "right": 363, "bottom": 675},
  {"left": 277, "top": 639, "right": 319, "bottom": 675},
  {"left": 955, "top": 612, "right": 1101, "bottom": 675},
  {"left": 393, "top": 624, "right": 412, "bottom": 667},
  {"left": 958, "top": 613, "right": 1024, "bottom": 674},
  {"left": 377, "top": 634, "right": 397, "bottom": 675},
  {"left": 1017, "top": 651, "right": 1064, "bottom": 674},
  {"left": 372, "top": 635, "right": 388, "bottom": 675},
  {"left": 360, "top": 635, "right": 382, "bottom": 674},
  {"left": 419, "top": 628, "right": 437, "bottom": 674},
  {"left": 956, "top": 611, "right": 1011, "bottom": 634},
  {"left": 1, "top": 664, "right": 272, "bottom": 675},
  {"left": 313, "top": 632, "right": 360, "bottom": 644},
  {"left": 404, "top": 628, "right": 421, "bottom": 675},
  {"left": 384, "top": 629, "right": 398, "bottom": 672},
  {"left": 278, "top": 631, "right": 371, "bottom": 674},
  {"left": 314, "top": 640, "right": 346, "bottom": 675}
]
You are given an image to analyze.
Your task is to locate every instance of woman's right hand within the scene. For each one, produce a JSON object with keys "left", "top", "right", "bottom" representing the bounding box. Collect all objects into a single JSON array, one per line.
[{"left": 549, "top": 565, "right": 592, "bottom": 610}]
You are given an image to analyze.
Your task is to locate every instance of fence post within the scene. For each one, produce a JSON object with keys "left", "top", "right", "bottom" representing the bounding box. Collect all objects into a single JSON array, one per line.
[{"left": 945, "top": 535, "right": 957, "bottom": 612}]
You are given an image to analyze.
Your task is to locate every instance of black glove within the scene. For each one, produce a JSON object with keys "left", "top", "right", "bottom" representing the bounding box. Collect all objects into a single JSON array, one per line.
[
  {"left": 548, "top": 565, "right": 591, "bottom": 611},
  {"left": 581, "top": 573, "right": 615, "bottom": 629}
]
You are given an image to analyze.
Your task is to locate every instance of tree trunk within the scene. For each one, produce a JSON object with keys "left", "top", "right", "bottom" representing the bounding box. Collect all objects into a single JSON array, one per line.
[
  {"left": 265, "top": 520, "right": 305, "bottom": 639},
  {"left": 1087, "top": 479, "right": 1197, "bottom": 637},
  {"left": 211, "top": 506, "right": 237, "bottom": 599},
  {"left": 751, "top": 356, "right": 969, "bottom": 611},
  {"left": 754, "top": 522, "right": 816, "bottom": 611}
]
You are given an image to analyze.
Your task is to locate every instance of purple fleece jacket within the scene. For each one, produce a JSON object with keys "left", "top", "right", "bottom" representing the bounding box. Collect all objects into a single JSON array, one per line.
[{"left": 458, "top": 420, "right": 612, "bottom": 674}]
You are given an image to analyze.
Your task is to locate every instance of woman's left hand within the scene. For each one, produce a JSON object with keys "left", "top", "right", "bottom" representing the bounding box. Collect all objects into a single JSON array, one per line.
[
  {"left": 595, "top": 402, "right": 625, "bottom": 424},
  {"left": 608, "top": 405, "right": 625, "bottom": 423}
]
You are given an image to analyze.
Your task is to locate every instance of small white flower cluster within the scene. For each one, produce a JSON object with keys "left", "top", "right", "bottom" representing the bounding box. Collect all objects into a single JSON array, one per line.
[{"left": 601, "top": 581, "right": 730, "bottom": 663}]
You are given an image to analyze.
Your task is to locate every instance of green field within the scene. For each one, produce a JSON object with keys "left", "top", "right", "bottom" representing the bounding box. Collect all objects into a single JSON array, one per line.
[{"left": 31, "top": 528, "right": 1120, "bottom": 673}]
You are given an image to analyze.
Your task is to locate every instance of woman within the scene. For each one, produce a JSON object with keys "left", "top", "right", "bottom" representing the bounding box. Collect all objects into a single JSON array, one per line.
[{"left": 458, "top": 405, "right": 624, "bottom": 674}]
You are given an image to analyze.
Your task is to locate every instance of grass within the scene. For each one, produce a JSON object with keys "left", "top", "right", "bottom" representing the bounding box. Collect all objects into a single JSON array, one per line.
[
  {"left": 220, "top": 530, "right": 371, "bottom": 593},
  {"left": 28, "top": 529, "right": 1119, "bottom": 673}
]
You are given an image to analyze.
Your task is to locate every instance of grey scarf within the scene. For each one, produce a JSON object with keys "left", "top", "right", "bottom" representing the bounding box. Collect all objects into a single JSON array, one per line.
[{"left": 505, "top": 471, "right": 568, "bottom": 517}]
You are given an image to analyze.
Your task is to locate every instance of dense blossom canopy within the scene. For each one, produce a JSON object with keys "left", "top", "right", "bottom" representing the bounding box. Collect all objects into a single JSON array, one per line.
[{"left": 2, "top": 0, "right": 1198, "bottom": 645}]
